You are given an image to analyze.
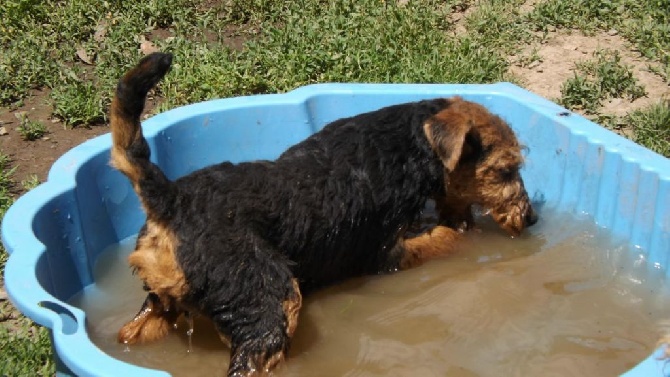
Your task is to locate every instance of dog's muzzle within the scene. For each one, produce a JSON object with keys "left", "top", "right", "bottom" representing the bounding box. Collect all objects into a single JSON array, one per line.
[
  {"left": 524, "top": 205, "right": 538, "bottom": 227},
  {"left": 492, "top": 197, "right": 538, "bottom": 237}
]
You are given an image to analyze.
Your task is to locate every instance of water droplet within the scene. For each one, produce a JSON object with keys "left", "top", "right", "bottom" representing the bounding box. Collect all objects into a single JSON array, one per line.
[
  {"left": 457, "top": 222, "right": 468, "bottom": 232},
  {"left": 633, "top": 254, "right": 646, "bottom": 268},
  {"left": 185, "top": 312, "right": 194, "bottom": 353}
]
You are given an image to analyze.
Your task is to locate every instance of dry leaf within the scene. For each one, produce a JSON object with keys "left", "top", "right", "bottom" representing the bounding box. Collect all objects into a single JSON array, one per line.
[
  {"left": 94, "top": 20, "right": 108, "bottom": 43},
  {"left": 76, "top": 47, "right": 95, "bottom": 65},
  {"left": 0, "top": 127, "right": 8, "bottom": 136},
  {"left": 140, "top": 40, "right": 159, "bottom": 55}
]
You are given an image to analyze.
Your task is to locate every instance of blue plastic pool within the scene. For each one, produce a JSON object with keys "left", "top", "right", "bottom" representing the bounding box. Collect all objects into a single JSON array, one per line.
[{"left": 2, "top": 83, "right": 669, "bottom": 376}]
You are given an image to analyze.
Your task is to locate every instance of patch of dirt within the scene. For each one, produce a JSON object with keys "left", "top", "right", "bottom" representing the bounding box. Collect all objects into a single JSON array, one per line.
[
  {"left": 0, "top": 91, "right": 109, "bottom": 188},
  {"left": 1, "top": 281, "right": 25, "bottom": 333},
  {"left": 519, "top": 0, "right": 540, "bottom": 13},
  {"left": 449, "top": 1, "right": 477, "bottom": 36},
  {"left": 508, "top": 30, "right": 670, "bottom": 116},
  {"left": 0, "top": 89, "right": 170, "bottom": 195},
  {"left": 223, "top": 25, "right": 258, "bottom": 51}
]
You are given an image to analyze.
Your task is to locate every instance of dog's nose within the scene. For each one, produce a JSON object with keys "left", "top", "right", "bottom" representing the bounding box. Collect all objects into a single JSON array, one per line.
[{"left": 525, "top": 207, "right": 538, "bottom": 227}]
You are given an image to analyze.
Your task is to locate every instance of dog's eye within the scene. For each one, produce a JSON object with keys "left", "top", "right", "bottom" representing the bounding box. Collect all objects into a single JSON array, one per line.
[{"left": 500, "top": 168, "right": 515, "bottom": 181}]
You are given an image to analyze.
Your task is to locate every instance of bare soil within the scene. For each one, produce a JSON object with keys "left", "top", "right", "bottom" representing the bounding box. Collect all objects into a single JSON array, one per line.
[
  {"left": 0, "top": 92, "right": 170, "bottom": 191},
  {"left": 0, "top": 94, "right": 109, "bottom": 187},
  {"left": 509, "top": 30, "right": 670, "bottom": 116}
]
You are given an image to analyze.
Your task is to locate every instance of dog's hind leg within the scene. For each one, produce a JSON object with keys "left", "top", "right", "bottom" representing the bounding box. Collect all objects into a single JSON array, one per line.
[
  {"left": 214, "top": 279, "right": 302, "bottom": 377},
  {"left": 396, "top": 225, "right": 462, "bottom": 269},
  {"left": 210, "top": 242, "right": 302, "bottom": 377},
  {"left": 118, "top": 292, "right": 181, "bottom": 344}
]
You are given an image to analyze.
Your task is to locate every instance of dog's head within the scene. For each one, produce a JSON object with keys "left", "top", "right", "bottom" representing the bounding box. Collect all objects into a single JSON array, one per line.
[{"left": 424, "top": 97, "right": 537, "bottom": 236}]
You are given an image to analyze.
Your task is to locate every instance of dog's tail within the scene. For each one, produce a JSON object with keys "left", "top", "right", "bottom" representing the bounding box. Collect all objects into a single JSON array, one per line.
[{"left": 110, "top": 52, "right": 176, "bottom": 223}]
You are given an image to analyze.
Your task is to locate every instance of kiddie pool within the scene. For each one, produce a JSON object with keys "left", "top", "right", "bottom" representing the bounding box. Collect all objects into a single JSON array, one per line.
[{"left": 2, "top": 83, "right": 669, "bottom": 376}]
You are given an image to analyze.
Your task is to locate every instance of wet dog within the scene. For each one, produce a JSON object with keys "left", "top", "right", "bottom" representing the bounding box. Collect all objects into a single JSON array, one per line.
[{"left": 111, "top": 52, "right": 537, "bottom": 376}]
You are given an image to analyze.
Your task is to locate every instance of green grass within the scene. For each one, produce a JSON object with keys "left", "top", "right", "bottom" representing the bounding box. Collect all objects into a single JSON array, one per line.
[
  {"left": 51, "top": 79, "right": 106, "bottom": 127},
  {"left": 0, "top": 152, "right": 16, "bottom": 304},
  {"left": 0, "top": 153, "right": 50, "bottom": 376},
  {"left": 626, "top": 100, "right": 670, "bottom": 157},
  {"left": 465, "top": 0, "right": 533, "bottom": 53},
  {"left": 0, "top": 153, "right": 54, "bottom": 376},
  {"left": 559, "top": 49, "right": 646, "bottom": 114},
  {"left": 2, "top": 0, "right": 522, "bottom": 118},
  {"left": 560, "top": 73, "right": 602, "bottom": 114},
  {"left": 157, "top": 0, "right": 512, "bottom": 110},
  {"left": 0, "top": 0, "right": 203, "bottom": 122},
  {"left": 0, "top": 317, "right": 54, "bottom": 377},
  {"left": 577, "top": 50, "right": 646, "bottom": 100},
  {"left": 0, "top": 153, "right": 14, "bottom": 277},
  {"left": 15, "top": 113, "right": 47, "bottom": 141},
  {"left": 21, "top": 175, "right": 41, "bottom": 190},
  {"left": 0, "top": 153, "right": 15, "bottom": 213}
]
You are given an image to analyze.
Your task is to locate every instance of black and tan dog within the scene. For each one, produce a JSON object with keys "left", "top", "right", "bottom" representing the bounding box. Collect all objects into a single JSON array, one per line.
[{"left": 111, "top": 52, "right": 537, "bottom": 376}]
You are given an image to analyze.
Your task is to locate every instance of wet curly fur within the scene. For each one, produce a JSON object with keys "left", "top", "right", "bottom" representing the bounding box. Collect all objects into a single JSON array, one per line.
[{"left": 111, "top": 53, "right": 537, "bottom": 376}]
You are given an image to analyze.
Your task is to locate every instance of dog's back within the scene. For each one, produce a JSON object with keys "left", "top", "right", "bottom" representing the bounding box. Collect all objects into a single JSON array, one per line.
[{"left": 272, "top": 100, "right": 451, "bottom": 288}]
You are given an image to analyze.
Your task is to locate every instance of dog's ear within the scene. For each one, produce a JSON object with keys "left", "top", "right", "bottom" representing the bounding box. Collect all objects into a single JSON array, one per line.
[{"left": 423, "top": 104, "right": 474, "bottom": 172}]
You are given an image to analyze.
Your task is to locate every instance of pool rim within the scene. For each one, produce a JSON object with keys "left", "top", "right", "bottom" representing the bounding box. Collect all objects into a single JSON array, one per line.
[{"left": 2, "top": 82, "right": 668, "bottom": 376}]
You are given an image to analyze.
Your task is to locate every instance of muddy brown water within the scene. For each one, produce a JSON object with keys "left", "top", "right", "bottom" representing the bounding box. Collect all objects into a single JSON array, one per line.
[{"left": 69, "top": 209, "right": 668, "bottom": 376}]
